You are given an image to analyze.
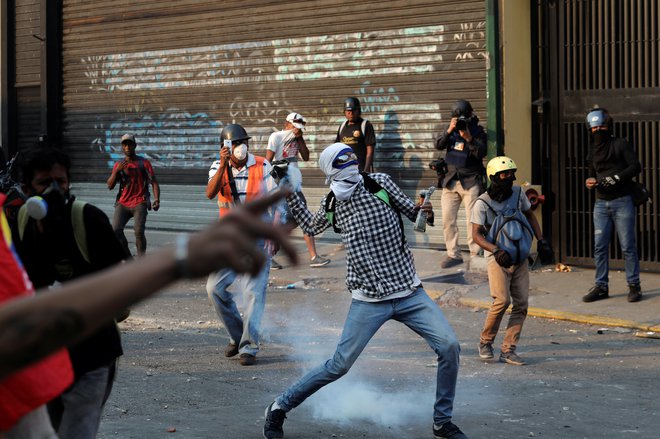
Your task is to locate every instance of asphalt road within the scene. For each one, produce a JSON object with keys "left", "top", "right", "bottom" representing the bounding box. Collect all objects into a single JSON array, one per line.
[{"left": 98, "top": 273, "right": 660, "bottom": 439}]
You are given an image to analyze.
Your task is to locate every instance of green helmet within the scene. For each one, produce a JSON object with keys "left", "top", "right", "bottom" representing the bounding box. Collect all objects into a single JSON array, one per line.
[
  {"left": 220, "top": 124, "right": 251, "bottom": 142},
  {"left": 486, "top": 156, "right": 517, "bottom": 180}
]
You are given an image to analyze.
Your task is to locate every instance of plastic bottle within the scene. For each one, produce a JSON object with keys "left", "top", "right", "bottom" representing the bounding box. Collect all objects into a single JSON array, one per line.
[{"left": 286, "top": 281, "right": 305, "bottom": 289}]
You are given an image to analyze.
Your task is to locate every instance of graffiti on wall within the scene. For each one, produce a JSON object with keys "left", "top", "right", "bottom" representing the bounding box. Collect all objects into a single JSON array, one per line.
[
  {"left": 98, "top": 110, "right": 221, "bottom": 168},
  {"left": 81, "top": 23, "right": 485, "bottom": 168}
]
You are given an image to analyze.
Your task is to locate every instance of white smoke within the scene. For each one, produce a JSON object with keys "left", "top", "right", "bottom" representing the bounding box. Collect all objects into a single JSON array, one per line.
[
  {"left": 307, "top": 379, "right": 433, "bottom": 427},
  {"left": 266, "top": 301, "right": 435, "bottom": 429}
]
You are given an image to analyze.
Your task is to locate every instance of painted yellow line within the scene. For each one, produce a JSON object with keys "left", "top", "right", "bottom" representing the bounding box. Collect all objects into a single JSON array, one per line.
[{"left": 458, "top": 297, "right": 654, "bottom": 331}]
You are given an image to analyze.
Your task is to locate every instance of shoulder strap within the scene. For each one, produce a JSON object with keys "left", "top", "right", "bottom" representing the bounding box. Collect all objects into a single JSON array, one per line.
[
  {"left": 71, "top": 200, "right": 90, "bottom": 264},
  {"left": 16, "top": 200, "right": 91, "bottom": 264},
  {"left": 338, "top": 120, "right": 347, "bottom": 137},
  {"left": 324, "top": 191, "right": 340, "bottom": 233},
  {"left": 361, "top": 173, "right": 390, "bottom": 206},
  {"left": 17, "top": 204, "right": 29, "bottom": 241}
]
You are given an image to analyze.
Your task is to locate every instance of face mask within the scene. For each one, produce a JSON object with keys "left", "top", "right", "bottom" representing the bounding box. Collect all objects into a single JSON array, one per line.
[
  {"left": 591, "top": 130, "right": 610, "bottom": 145},
  {"left": 232, "top": 143, "right": 248, "bottom": 161},
  {"left": 488, "top": 174, "right": 515, "bottom": 202}
]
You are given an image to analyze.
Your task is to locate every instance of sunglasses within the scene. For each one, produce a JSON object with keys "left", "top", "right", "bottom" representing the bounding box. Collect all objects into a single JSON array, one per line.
[{"left": 333, "top": 149, "right": 358, "bottom": 169}]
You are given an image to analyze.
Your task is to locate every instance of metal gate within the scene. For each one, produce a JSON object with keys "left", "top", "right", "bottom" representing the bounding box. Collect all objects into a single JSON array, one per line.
[
  {"left": 534, "top": 0, "right": 660, "bottom": 271},
  {"left": 60, "top": 0, "right": 487, "bottom": 187}
]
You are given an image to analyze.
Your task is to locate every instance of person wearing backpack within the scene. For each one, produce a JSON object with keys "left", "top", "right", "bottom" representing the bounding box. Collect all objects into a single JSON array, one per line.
[
  {"left": 12, "top": 146, "right": 126, "bottom": 438},
  {"left": 335, "top": 97, "right": 377, "bottom": 172},
  {"left": 107, "top": 133, "right": 160, "bottom": 257},
  {"left": 583, "top": 107, "right": 643, "bottom": 303},
  {"left": 470, "top": 156, "right": 545, "bottom": 366},
  {"left": 263, "top": 143, "right": 469, "bottom": 439}
]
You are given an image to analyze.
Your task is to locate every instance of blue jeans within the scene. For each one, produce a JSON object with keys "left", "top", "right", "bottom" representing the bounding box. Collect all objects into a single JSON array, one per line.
[
  {"left": 276, "top": 287, "right": 461, "bottom": 426},
  {"left": 112, "top": 202, "right": 148, "bottom": 256},
  {"left": 48, "top": 362, "right": 115, "bottom": 439},
  {"left": 206, "top": 256, "right": 271, "bottom": 356},
  {"left": 593, "top": 195, "right": 640, "bottom": 286}
]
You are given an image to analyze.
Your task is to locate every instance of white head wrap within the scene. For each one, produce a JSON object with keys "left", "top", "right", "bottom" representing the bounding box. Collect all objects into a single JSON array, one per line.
[{"left": 319, "top": 143, "right": 362, "bottom": 201}]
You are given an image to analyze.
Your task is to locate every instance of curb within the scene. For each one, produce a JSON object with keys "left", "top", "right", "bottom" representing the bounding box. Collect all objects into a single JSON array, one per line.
[{"left": 457, "top": 297, "right": 657, "bottom": 331}]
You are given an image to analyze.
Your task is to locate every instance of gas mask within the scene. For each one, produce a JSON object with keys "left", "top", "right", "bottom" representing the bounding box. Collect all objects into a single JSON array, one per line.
[
  {"left": 38, "top": 182, "right": 72, "bottom": 225},
  {"left": 233, "top": 144, "right": 248, "bottom": 161}
]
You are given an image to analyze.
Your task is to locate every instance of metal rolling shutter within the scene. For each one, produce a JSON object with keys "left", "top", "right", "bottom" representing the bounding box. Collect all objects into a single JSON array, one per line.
[
  {"left": 15, "top": 0, "right": 41, "bottom": 150},
  {"left": 61, "top": 0, "right": 486, "bottom": 187}
]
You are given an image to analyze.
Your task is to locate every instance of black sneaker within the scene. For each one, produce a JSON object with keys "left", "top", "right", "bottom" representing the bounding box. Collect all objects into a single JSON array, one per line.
[
  {"left": 224, "top": 342, "right": 239, "bottom": 358},
  {"left": 627, "top": 283, "right": 642, "bottom": 302},
  {"left": 263, "top": 402, "right": 286, "bottom": 439},
  {"left": 499, "top": 350, "right": 526, "bottom": 366},
  {"left": 478, "top": 343, "right": 494, "bottom": 359},
  {"left": 582, "top": 285, "right": 609, "bottom": 302},
  {"left": 433, "top": 421, "right": 469, "bottom": 438},
  {"left": 271, "top": 259, "right": 283, "bottom": 270},
  {"left": 441, "top": 257, "right": 464, "bottom": 269}
]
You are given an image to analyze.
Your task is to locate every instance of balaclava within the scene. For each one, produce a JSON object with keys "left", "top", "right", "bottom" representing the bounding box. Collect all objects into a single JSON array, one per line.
[{"left": 319, "top": 143, "right": 362, "bottom": 201}]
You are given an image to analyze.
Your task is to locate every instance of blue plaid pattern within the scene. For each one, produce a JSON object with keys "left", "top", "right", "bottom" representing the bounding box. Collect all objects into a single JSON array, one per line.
[{"left": 288, "top": 173, "right": 419, "bottom": 299}]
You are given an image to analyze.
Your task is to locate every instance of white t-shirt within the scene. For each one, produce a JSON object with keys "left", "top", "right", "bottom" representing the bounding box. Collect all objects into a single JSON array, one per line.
[{"left": 267, "top": 130, "right": 303, "bottom": 167}]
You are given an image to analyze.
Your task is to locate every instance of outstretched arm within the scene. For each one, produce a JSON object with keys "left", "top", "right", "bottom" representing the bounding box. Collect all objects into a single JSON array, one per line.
[{"left": 0, "top": 190, "right": 298, "bottom": 379}]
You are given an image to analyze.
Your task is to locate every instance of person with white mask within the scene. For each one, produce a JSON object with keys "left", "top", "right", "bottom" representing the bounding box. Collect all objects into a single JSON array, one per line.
[
  {"left": 266, "top": 112, "right": 330, "bottom": 269},
  {"left": 263, "top": 143, "right": 469, "bottom": 439},
  {"left": 205, "top": 123, "right": 277, "bottom": 366}
]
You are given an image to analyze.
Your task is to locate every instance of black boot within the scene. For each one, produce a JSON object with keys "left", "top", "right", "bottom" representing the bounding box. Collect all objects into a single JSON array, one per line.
[
  {"left": 627, "top": 283, "right": 642, "bottom": 302},
  {"left": 582, "top": 285, "right": 609, "bottom": 302}
]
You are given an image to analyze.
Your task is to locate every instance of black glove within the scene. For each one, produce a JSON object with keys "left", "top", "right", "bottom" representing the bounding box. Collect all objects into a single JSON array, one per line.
[
  {"left": 493, "top": 248, "right": 513, "bottom": 268},
  {"left": 598, "top": 174, "right": 620, "bottom": 188},
  {"left": 537, "top": 239, "right": 554, "bottom": 265}
]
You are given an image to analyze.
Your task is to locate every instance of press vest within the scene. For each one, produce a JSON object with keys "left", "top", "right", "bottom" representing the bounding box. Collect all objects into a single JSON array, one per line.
[{"left": 216, "top": 156, "right": 265, "bottom": 217}]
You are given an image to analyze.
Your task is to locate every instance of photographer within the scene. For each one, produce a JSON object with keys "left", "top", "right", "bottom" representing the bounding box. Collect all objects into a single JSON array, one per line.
[
  {"left": 434, "top": 99, "right": 487, "bottom": 268},
  {"left": 205, "top": 124, "right": 278, "bottom": 366}
]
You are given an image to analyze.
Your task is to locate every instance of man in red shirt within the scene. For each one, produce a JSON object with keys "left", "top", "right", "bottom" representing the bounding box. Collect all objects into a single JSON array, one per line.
[{"left": 107, "top": 134, "right": 160, "bottom": 256}]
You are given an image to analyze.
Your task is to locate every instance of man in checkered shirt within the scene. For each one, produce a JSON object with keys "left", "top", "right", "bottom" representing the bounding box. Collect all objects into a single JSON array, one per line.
[{"left": 263, "top": 143, "right": 468, "bottom": 439}]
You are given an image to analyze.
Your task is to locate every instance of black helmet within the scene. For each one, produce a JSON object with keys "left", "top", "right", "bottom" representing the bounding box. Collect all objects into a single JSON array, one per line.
[
  {"left": 585, "top": 107, "right": 613, "bottom": 130},
  {"left": 220, "top": 124, "right": 251, "bottom": 142},
  {"left": 451, "top": 100, "right": 473, "bottom": 118},
  {"left": 344, "top": 97, "right": 361, "bottom": 112}
]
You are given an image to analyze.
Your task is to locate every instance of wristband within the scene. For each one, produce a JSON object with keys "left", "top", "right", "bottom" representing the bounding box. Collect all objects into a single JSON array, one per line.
[{"left": 175, "top": 233, "right": 190, "bottom": 278}]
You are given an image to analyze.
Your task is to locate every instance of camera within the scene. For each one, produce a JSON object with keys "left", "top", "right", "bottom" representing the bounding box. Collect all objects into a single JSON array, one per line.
[
  {"left": 429, "top": 158, "right": 448, "bottom": 188},
  {"left": 455, "top": 115, "right": 470, "bottom": 131}
]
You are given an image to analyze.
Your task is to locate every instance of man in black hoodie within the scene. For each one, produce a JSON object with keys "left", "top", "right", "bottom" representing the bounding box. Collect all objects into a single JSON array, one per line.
[{"left": 583, "top": 107, "right": 642, "bottom": 303}]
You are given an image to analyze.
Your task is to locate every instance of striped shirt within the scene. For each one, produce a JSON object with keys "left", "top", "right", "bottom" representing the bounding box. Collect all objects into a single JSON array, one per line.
[{"left": 208, "top": 153, "right": 276, "bottom": 204}]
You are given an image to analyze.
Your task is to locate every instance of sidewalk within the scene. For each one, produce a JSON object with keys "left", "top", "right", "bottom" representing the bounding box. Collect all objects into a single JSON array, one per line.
[
  {"left": 270, "top": 240, "right": 660, "bottom": 334},
  {"left": 145, "top": 230, "right": 660, "bottom": 333}
]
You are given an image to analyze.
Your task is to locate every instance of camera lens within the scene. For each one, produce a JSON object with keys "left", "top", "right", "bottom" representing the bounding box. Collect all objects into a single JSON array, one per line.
[{"left": 456, "top": 120, "right": 466, "bottom": 130}]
